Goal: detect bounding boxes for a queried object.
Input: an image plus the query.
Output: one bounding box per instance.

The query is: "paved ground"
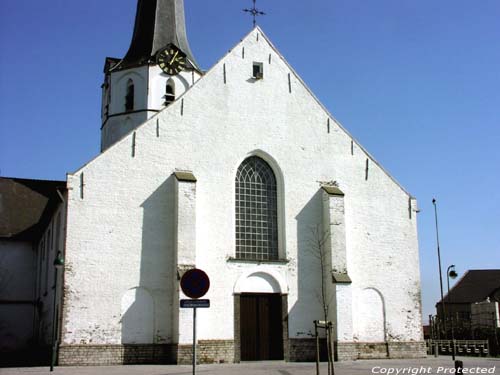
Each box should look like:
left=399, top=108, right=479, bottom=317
left=1, top=357, right=498, bottom=375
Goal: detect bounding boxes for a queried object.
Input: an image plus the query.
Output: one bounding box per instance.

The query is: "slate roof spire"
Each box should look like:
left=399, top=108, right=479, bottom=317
left=118, top=0, right=200, bottom=71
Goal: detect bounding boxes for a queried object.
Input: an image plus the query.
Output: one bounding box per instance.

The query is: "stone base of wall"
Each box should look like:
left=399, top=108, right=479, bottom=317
left=354, top=342, right=390, bottom=359
left=58, top=344, right=177, bottom=366
left=58, top=340, right=425, bottom=365
left=289, top=339, right=426, bottom=362
left=177, top=340, right=234, bottom=364
left=388, top=341, right=427, bottom=359
left=339, top=341, right=427, bottom=361
left=336, top=342, right=358, bottom=361
left=289, top=338, right=328, bottom=362
left=59, top=341, right=235, bottom=366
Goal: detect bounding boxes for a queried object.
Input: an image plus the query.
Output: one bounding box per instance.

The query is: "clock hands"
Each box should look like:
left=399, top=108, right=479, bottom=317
left=169, top=51, right=179, bottom=65
left=157, top=45, right=185, bottom=75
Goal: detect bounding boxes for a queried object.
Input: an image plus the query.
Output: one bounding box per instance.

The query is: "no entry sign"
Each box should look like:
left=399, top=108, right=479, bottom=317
left=179, top=269, right=210, bottom=375
left=180, top=268, right=210, bottom=299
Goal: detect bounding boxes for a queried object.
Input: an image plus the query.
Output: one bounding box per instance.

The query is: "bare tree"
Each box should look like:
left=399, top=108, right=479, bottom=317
left=306, top=225, right=333, bottom=323
left=306, top=225, right=335, bottom=375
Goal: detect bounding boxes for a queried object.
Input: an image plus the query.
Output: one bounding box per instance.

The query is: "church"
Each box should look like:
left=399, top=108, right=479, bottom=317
left=0, top=0, right=425, bottom=366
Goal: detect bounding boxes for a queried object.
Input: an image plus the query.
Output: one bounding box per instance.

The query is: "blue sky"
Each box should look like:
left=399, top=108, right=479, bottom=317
left=1, top=0, right=499, bottom=321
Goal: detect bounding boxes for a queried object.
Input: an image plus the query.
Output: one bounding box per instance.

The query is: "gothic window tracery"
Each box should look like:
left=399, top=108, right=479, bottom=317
left=235, top=156, right=278, bottom=260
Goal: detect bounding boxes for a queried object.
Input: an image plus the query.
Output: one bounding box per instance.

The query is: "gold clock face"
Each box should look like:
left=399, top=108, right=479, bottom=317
left=157, top=45, right=186, bottom=75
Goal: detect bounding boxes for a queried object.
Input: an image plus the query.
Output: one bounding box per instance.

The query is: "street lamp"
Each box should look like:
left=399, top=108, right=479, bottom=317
left=50, top=251, right=64, bottom=372
left=446, top=265, right=458, bottom=360
left=432, top=199, right=446, bottom=338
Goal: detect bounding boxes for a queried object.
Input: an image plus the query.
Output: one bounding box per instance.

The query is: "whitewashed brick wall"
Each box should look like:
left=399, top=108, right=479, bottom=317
left=63, top=28, right=422, bottom=347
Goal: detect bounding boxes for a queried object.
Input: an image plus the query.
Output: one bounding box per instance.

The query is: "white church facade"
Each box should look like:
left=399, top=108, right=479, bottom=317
left=0, top=0, right=425, bottom=366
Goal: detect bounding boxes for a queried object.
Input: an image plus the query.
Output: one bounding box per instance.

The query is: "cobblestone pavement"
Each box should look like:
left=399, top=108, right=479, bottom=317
left=1, top=357, right=498, bottom=375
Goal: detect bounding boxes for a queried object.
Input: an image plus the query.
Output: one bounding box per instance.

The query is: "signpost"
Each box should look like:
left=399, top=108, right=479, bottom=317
left=180, top=269, right=210, bottom=375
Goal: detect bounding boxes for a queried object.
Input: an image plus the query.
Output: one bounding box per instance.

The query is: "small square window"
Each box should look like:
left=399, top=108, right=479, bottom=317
left=253, top=62, right=264, bottom=79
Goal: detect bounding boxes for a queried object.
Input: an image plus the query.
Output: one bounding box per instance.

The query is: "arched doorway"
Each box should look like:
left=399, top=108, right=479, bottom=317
left=234, top=271, right=287, bottom=361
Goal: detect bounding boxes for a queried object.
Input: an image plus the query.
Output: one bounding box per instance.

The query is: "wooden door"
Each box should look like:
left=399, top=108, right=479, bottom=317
left=240, top=293, right=283, bottom=360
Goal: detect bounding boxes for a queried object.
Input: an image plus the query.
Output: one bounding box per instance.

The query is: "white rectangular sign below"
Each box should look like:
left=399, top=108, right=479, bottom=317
left=180, top=299, right=210, bottom=308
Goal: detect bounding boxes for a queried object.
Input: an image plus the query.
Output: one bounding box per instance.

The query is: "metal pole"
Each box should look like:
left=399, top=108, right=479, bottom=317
left=50, top=267, right=58, bottom=372
left=326, top=325, right=331, bottom=375
left=193, top=307, right=197, bottom=375
left=447, top=266, right=456, bottom=360
left=314, top=321, right=319, bottom=375
left=329, top=323, right=335, bottom=375
left=493, top=311, right=499, bottom=352
left=429, top=314, right=435, bottom=341
left=432, top=199, right=447, bottom=336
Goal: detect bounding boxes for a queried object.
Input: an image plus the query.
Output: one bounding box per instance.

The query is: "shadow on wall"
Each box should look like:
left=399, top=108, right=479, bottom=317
left=120, top=287, right=154, bottom=344
left=291, top=188, right=390, bottom=361
left=289, top=189, right=329, bottom=361
left=120, top=176, right=176, bottom=364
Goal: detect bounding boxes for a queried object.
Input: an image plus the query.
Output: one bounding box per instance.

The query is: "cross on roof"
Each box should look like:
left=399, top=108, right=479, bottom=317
left=243, top=0, right=266, bottom=27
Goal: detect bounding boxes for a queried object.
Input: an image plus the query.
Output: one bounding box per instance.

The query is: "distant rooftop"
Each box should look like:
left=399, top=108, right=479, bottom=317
left=0, top=177, right=66, bottom=241
left=438, top=269, right=500, bottom=305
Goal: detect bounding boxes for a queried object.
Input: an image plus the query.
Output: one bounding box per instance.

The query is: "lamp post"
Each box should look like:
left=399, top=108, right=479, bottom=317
left=50, top=251, right=64, bottom=372
left=446, top=265, right=458, bottom=360
left=432, top=199, right=447, bottom=338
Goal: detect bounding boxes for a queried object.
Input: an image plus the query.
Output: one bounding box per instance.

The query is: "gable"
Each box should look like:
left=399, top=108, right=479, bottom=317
left=70, top=27, right=413, bottom=200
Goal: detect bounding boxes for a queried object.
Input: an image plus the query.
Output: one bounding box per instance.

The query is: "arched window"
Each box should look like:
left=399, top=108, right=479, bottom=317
left=235, top=156, right=278, bottom=260
left=125, top=79, right=134, bottom=111
left=164, top=79, right=175, bottom=106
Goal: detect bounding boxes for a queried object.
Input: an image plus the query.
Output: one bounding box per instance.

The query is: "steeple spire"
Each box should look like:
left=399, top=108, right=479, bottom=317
left=119, top=0, right=200, bottom=71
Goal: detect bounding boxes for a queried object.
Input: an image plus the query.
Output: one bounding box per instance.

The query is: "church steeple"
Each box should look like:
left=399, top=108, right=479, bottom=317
left=118, top=0, right=200, bottom=71
left=100, top=0, right=203, bottom=152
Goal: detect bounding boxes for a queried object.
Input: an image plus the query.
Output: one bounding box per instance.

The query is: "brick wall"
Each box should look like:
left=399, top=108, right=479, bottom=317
left=289, top=338, right=327, bottom=362
left=58, top=340, right=425, bottom=365
left=58, top=344, right=176, bottom=366
left=177, top=340, right=234, bottom=364
left=289, top=339, right=426, bottom=362
left=355, top=343, right=389, bottom=359
left=388, top=341, right=427, bottom=358
left=59, top=341, right=235, bottom=366
left=336, top=342, right=358, bottom=361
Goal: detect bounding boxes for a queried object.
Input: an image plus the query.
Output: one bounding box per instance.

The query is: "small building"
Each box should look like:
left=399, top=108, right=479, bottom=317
left=436, top=269, right=500, bottom=339
left=471, top=299, right=500, bottom=331
left=0, top=177, right=66, bottom=365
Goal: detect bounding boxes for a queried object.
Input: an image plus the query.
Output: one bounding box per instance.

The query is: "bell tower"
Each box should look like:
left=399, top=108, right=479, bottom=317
left=100, top=0, right=202, bottom=152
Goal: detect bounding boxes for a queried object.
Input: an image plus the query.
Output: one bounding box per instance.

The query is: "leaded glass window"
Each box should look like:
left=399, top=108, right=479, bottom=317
left=236, top=156, right=278, bottom=260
